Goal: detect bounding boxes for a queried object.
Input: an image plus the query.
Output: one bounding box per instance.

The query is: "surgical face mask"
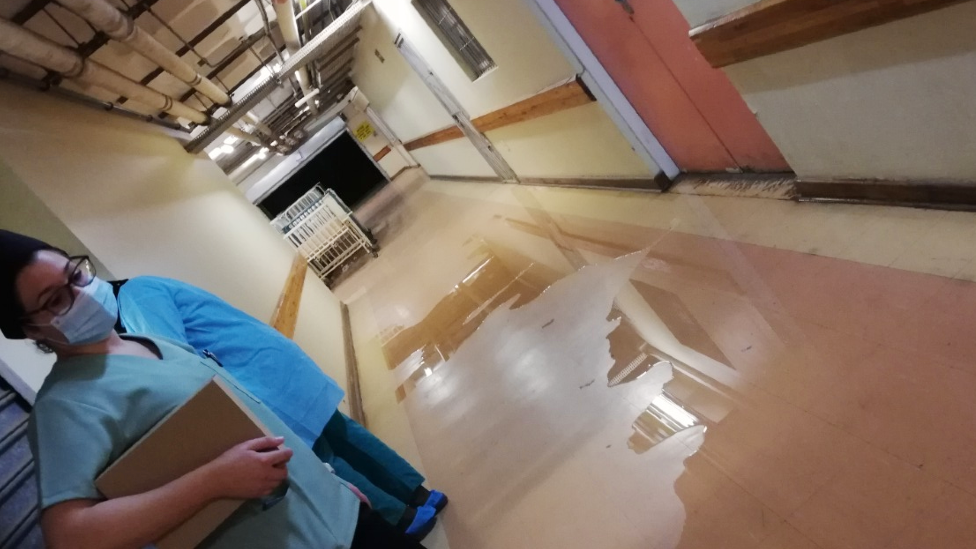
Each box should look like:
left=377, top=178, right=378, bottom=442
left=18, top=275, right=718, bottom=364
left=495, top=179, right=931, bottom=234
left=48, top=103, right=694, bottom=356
left=49, top=277, right=119, bottom=346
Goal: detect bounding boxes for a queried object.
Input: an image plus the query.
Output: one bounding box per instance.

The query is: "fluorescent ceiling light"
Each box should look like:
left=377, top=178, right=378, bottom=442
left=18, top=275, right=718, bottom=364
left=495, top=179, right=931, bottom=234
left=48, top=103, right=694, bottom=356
left=223, top=136, right=239, bottom=145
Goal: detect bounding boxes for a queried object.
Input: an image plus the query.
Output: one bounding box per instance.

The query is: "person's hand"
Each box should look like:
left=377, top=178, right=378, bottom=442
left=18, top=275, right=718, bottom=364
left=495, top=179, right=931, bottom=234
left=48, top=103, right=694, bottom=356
left=202, top=436, right=293, bottom=500
left=346, top=482, right=371, bottom=507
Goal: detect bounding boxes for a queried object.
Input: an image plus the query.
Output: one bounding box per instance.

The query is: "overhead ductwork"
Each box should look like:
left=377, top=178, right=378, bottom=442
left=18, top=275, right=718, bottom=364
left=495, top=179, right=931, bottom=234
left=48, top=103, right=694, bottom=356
left=184, top=0, right=369, bottom=153
left=0, top=18, right=209, bottom=124
left=55, top=0, right=231, bottom=106
left=273, top=0, right=318, bottom=114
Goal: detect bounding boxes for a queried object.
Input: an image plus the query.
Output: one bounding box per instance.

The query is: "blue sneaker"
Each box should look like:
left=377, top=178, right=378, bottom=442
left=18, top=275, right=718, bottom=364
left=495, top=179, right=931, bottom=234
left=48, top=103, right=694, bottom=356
left=405, top=505, right=438, bottom=540
left=424, top=490, right=450, bottom=515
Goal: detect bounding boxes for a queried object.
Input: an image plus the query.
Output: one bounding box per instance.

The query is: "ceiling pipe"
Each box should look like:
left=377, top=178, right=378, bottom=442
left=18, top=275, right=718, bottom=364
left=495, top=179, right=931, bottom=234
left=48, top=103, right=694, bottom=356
left=0, top=53, right=46, bottom=80
left=0, top=67, right=191, bottom=136
left=273, top=0, right=319, bottom=115
left=244, top=111, right=275, bottom=136
left=293, top=88, right=320, bottom=108
left=0, top=18, right=208, bottom=124
left=226, top=125, right=264, bottom=146
left=184, top=0, right=368, bottom=153
left=56, top=0, right=231, bottom=106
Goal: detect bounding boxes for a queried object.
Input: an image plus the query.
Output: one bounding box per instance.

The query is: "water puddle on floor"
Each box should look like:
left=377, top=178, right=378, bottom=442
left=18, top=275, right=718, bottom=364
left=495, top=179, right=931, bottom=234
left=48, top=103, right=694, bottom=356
left=380, top=235, right=740, bottom=456
left=380, top=249, right=561, bottom=401
left=365, top=188, right=777, bottom=546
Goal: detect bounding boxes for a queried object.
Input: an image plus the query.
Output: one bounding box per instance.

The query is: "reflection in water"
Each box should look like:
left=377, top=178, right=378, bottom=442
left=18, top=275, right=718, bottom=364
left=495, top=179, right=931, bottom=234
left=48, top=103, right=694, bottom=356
left=371, top=209, right=747, bottom=546
left=629, top=280, right=732, bottom=368
left=629, top=392, right=702, bottom=454
left=606, top=306, right=669, bottom=387
left=380, top=250, right=560, bottom=401
left=628, top=361, right=738, bottom=454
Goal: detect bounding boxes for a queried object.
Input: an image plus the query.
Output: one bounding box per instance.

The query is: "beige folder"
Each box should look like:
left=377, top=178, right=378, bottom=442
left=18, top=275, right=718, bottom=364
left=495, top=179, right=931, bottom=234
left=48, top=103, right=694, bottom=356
left=95, top=376, right=273, bottom=549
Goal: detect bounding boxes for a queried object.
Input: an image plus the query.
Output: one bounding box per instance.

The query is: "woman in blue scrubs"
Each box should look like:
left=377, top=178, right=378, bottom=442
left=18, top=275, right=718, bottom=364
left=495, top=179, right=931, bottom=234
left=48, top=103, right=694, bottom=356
left=0, top=230, right=426, bottom=549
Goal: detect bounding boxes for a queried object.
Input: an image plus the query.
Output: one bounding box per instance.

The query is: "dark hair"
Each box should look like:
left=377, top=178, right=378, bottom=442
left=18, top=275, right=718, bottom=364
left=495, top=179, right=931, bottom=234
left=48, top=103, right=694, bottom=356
left=10, top=248, right=70, bottom=345
left=0, top=230, right=71, bottom=340
left=12, top=248, right=69, bottom=309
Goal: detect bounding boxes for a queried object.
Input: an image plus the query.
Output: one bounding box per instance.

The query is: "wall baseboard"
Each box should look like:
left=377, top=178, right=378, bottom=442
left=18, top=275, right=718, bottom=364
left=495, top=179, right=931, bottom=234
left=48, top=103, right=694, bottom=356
left=796, top=178, right=976, bottom=211
left=429, top=174, right=669, bottom=191
left=671, top=172, right=797, bottom=200
left=521, top=176, right=669, bottom=191
left=428, top=173, right=976, bottom=212
left=340, top=303, right=367, bottom=428
left=429, top=175, right=504, bottom=184
left=404, top=78, right=594, bottom=151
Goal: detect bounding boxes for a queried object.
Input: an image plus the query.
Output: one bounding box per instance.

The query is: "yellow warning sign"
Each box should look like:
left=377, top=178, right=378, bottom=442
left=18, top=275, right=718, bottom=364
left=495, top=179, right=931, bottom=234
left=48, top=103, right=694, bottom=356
left=354, top=121, right=374, bottom=141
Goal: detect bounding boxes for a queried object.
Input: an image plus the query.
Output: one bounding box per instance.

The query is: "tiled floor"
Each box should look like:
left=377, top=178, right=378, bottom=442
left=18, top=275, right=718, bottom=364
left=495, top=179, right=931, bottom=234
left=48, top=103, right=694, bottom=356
left=336, top=170, right=976, bottom=549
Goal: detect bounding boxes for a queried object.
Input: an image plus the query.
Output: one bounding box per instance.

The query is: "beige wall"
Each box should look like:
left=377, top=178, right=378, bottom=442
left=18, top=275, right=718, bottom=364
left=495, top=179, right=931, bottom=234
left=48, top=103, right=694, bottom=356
left=673, top=0, right=976, bottom=181
left=412, top=140, right=496, bottom=178
left=0, top=82, right=349, bottom=396
left=353, top=2, right=654, bottom=180
left=486, top=102, right=653, bottom=179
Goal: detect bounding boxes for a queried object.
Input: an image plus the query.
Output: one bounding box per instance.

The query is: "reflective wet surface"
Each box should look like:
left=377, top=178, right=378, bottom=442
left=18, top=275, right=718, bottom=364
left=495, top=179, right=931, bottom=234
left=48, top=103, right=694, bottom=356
left=338, top=170, right=976, bottom=549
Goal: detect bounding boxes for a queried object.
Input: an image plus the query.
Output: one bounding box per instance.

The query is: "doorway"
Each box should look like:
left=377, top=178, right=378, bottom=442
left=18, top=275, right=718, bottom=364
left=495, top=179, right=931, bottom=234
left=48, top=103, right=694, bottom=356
left=257, top=131, right=388, bottom=218
left=552, top=0, right=789, bottom=173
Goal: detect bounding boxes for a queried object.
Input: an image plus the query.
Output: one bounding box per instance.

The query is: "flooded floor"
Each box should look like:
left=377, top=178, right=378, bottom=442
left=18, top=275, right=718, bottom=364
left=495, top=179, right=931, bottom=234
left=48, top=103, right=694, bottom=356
left=336, top=169, right=976, bottom=549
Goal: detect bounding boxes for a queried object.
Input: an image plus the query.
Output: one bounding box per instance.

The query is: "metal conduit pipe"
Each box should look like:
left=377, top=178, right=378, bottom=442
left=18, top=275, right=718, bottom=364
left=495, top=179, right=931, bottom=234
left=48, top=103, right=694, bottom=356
left=0, top=18, right=209, bottom=124
left=56, top=0, right=231, bottom=106
left=273, top=0, right=318, bottom=114
left=253, top=0, right=287, bottom=68
left=184, top=0, right=368, bottom=153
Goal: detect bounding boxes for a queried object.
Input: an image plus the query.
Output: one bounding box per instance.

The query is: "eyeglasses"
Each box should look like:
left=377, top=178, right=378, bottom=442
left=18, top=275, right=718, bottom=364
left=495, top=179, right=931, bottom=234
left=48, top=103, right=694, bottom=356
left=22, top=256, right=96, bottom=321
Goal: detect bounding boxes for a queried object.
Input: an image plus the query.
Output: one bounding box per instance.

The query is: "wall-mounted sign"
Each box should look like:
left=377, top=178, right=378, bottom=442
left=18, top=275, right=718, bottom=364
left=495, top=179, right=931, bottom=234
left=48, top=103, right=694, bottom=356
left=354, top=121, right=374, bottom=141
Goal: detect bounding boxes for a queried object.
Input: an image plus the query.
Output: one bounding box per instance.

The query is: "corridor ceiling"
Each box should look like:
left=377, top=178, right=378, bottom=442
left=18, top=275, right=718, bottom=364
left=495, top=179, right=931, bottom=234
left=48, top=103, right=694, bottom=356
left=0, top=0, right=362, bottom=171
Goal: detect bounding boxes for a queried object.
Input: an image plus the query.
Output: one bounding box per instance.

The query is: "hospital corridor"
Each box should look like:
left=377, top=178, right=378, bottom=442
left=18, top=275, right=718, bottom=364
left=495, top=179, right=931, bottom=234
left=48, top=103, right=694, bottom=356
left=2, top=0, right=976, bottom=547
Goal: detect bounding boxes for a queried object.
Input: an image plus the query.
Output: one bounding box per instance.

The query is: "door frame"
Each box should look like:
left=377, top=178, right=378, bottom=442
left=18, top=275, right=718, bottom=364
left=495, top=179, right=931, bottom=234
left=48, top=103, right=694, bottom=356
left=394, top=33, right=520, bottom=183
left=523, top=0, right=680, bottom=180
left=344, top=124, right=393, bottom=181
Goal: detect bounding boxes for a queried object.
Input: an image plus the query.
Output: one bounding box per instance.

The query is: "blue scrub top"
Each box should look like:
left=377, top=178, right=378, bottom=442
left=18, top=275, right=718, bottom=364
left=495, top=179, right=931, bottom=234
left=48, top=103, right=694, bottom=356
left=116, top=276, right=345, bottom=447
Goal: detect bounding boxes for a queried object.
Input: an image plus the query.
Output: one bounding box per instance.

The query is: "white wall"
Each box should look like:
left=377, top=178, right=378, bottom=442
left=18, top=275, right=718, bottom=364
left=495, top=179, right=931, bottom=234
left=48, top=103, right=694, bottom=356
left=0, top=82, right=349, bottom=395
left=673, top=0, right=976, bottom=181
left=353, top=2, right=654, bottom=181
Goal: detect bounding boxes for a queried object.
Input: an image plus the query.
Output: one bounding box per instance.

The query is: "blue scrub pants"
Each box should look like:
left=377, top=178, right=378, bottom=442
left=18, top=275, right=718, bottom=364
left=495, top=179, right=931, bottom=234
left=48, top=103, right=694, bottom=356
left=313, top=412, right=426, bottom=525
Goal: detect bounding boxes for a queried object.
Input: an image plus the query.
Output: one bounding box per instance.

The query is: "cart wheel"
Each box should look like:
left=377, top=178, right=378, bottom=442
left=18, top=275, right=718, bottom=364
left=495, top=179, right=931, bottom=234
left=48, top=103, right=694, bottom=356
left=371, top=250, right=379, bottom=258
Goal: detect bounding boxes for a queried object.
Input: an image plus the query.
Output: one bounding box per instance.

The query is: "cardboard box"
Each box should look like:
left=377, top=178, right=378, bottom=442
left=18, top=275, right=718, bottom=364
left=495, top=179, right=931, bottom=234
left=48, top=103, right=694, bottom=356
left=96, top=376, right=272, bottom=549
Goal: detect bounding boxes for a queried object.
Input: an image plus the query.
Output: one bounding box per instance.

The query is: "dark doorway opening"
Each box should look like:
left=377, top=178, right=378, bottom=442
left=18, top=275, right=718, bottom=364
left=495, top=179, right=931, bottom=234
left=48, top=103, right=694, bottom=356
left=258, top=131, right=387, bottom=219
